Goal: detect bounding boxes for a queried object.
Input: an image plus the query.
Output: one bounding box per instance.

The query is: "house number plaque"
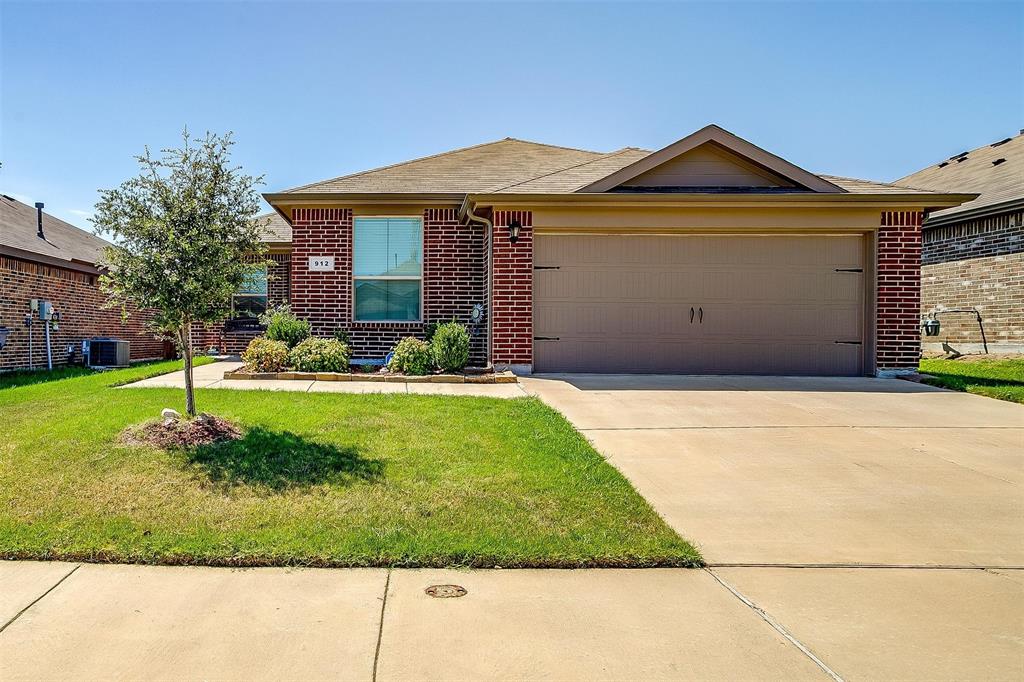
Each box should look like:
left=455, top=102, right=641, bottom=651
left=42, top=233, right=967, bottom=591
left=308, top=256, right=335, bottom=271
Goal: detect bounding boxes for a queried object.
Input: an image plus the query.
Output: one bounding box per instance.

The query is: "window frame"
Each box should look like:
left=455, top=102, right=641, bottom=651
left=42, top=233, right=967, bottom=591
left=352, top=215, right=424, bottom=323
left=231, top=264, right=269, bottom=320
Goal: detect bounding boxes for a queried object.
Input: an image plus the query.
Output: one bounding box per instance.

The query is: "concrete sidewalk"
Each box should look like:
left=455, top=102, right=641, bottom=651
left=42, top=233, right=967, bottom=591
left=2, top=561, right=1020, bottom=680
left=123, top=360, right=528, bottom=399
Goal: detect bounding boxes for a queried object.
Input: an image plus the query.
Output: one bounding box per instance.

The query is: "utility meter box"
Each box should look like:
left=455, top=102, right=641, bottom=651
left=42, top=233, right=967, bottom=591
left=38, top=301, right=53, bottom=320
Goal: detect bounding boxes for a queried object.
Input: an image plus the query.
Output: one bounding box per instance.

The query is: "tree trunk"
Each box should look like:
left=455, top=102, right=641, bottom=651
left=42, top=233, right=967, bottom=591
left=181, top=321, right=196, bottom=417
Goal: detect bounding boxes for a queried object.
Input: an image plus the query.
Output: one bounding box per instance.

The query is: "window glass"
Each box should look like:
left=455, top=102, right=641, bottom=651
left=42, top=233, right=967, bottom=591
left=232, top=266, right=268, bottom=318
left=354, top=280, right=420, bottom=321
left=354, top=218, right=422, bottom=277
left=354, top=217, right=422, bottom=321
left=232, top=295, right=268, bottom=319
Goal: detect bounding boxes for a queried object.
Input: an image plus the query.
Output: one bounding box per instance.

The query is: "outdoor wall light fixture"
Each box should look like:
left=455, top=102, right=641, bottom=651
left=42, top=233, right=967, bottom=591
left=508, top=218, right=521, bottom=244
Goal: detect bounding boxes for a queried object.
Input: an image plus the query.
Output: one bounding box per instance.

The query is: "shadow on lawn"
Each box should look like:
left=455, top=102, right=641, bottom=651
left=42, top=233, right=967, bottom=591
left=186, top=427, right=384, bottom=491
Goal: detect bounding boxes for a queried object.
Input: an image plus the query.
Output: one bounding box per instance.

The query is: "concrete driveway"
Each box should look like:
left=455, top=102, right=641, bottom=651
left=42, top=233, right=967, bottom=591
left=522, top=374, right=1024, bottom=567
left=521, top=374, right=1024, bottom=679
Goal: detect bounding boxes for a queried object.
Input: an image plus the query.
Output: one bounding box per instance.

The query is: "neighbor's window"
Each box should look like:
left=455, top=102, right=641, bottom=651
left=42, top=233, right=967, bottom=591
left=353, top=217, right=422, bottom=321
left=232, top=266, right=268, bottom=319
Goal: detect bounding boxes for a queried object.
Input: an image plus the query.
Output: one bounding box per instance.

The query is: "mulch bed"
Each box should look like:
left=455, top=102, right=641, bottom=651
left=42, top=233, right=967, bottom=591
left=122, top=414, right=242, bottom=450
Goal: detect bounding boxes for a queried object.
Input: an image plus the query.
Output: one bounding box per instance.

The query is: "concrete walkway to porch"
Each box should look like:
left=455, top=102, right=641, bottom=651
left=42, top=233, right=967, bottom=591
left=121, top=358, right=528, bottom=399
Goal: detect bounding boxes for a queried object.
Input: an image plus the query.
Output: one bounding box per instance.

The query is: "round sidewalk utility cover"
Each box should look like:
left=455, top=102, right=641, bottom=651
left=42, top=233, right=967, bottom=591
left=425, top=584, right=467, bottom=598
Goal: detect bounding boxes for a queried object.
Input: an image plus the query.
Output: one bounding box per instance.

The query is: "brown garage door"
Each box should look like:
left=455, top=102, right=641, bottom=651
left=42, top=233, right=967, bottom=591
left=533, top=234, right=866, bottom=375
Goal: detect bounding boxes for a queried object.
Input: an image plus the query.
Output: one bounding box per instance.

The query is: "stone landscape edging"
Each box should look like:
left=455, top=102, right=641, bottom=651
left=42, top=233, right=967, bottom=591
left=223, top=370, right=518, bottom=384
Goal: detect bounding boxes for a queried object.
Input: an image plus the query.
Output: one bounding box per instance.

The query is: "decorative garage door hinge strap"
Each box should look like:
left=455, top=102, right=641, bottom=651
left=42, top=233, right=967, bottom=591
left=834, top=340, right=863, bottom=345
left=534, top=336, right=560, bottom=341
left=534, top=266, right=560, bottom=270
left=834, top=268, right=863, bottom=273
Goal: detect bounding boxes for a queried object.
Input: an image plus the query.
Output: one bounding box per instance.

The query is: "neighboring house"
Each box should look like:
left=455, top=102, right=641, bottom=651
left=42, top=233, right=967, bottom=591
left=896, top=131, right=1023, bottom=354
left=207, top=125, right=971, bottom=375
left=0, top=195, right=165, bottom=371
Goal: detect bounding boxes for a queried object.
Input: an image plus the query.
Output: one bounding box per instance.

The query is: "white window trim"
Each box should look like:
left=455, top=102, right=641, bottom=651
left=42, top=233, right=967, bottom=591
left=352, top=215, right=424, bottom=323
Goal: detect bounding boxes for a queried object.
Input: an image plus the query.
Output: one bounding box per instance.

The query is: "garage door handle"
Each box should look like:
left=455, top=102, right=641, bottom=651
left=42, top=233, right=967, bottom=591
left=698, top=307, right=703, bottom=324
left=534, top=336, right=559, bottom=341
left=689, top=307, right=695, bottom=324
left=835, top=268, right=863, bottom=273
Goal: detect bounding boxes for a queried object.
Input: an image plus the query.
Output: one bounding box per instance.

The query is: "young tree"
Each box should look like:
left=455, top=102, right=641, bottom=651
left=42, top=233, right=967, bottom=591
left=94, top=130, right=267, bottom=416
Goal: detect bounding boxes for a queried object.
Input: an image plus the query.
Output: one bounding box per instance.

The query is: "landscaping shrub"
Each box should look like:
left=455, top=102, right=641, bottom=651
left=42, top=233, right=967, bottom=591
left=430, top=321, right=470, bottom=372
left=241, top=337, right=290, bottom=372
left=289, top=337, right=351, bottom=373
left=333, top=328, right=351, bottom=346
left=259, top=304, right=311, bottom=348
left=388, top=337, right=432, bottom=375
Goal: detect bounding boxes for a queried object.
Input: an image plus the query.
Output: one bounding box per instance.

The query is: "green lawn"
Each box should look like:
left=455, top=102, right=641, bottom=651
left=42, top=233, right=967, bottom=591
left=919, top=357, right=1024, bottom=404
left=0, top=360, right=697, bottom=568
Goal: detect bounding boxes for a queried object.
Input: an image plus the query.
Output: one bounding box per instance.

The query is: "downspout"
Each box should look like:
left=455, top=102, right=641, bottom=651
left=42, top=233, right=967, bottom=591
left=460, top=196, right=493, bottom=368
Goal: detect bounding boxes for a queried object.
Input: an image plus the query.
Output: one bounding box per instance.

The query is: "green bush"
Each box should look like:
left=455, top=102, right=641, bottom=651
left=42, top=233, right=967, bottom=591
left=241, top=337, right=290, bottom=372
left=259, top=304, right=311, bottom=348
left=333, top=328, right=351, bottom=346
left=388, top=337, right=432, bottom=375
left=289, top=337, right=351, bottom=373
left=430, top=321, right=470, bottom=372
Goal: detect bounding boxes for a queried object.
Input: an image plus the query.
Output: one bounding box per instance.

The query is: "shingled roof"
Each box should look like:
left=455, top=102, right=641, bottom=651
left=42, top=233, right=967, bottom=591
left=258, top=211, right=292, bottom=244
left=0, top=194, right=109, bottom=271
left=896, top=132, right=1023, bottom=223
left=286, top=138, right=610, bottom=194
left=279, top=136, right=938, bottom=197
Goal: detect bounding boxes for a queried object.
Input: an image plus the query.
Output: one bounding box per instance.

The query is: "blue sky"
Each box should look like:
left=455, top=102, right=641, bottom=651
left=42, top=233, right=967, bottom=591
left=2, top=1, right=1022, bottom=227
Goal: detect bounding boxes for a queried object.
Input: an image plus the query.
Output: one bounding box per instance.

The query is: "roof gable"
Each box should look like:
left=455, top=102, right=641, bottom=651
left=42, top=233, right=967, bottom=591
left=578, top=125, right=844, bottom=193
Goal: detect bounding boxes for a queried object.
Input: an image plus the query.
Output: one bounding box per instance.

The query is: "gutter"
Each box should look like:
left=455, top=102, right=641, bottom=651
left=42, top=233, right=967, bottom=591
left=923, top=197, right=1024, bottom=228
left=464, top=192, right=978, bottom=211
left=263, top=192, right=467, bottom=207
left=459, top=196, right=493, bottom=366
left=0, top=245, right=102, bottom=275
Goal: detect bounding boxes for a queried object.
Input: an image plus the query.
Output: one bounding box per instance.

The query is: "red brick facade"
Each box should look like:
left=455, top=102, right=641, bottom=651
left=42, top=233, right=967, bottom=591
left=289, top=207, right=488, bottom=363
left=491, top=210, right=533, bottom=367
left=196, top=206, right=926, bottom=376
left=0, top=255, right=165, bottom=371
left=876, top=210, right=924, bottom=371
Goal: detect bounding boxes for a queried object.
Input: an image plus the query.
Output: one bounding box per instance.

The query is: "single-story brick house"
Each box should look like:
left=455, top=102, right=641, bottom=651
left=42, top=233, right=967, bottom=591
left=896, top=131, right=1022, bottom=354
left=211, top=125, right=972, bottom=375
left=0, top=195, right=166, bottom=371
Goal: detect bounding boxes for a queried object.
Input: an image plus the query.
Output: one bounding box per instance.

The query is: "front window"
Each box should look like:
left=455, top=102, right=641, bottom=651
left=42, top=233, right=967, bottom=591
left=353, top=217, right=422, bottom=321
left=232, top=266, right=268, bottom=319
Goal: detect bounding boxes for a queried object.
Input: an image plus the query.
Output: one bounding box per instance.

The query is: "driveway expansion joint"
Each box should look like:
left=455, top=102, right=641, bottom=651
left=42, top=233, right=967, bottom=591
left=705, top=567, right=845, bottom=682
left=0, top=563, right=81, bottom=635
left=371, top=569, right=392, bottom=682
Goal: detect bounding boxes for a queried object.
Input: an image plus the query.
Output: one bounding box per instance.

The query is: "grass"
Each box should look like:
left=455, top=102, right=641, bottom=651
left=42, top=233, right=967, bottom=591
left=0, top=359, right=698, bottom=568
left=0, top=356, right=215, bottom=390
left=919, top=357, right=1024, bottom=404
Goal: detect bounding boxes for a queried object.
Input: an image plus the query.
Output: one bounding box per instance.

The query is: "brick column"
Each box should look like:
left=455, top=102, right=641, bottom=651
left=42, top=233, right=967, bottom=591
left=491, top=210, right=533, bottom=370
left=877, top=210, right=923, bottom=371
left=290, top=207, right=352, bottom=336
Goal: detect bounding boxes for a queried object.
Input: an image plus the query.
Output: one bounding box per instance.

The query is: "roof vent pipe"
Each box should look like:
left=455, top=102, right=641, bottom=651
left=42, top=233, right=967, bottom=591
left=35, top=202, right=45, bottom=239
